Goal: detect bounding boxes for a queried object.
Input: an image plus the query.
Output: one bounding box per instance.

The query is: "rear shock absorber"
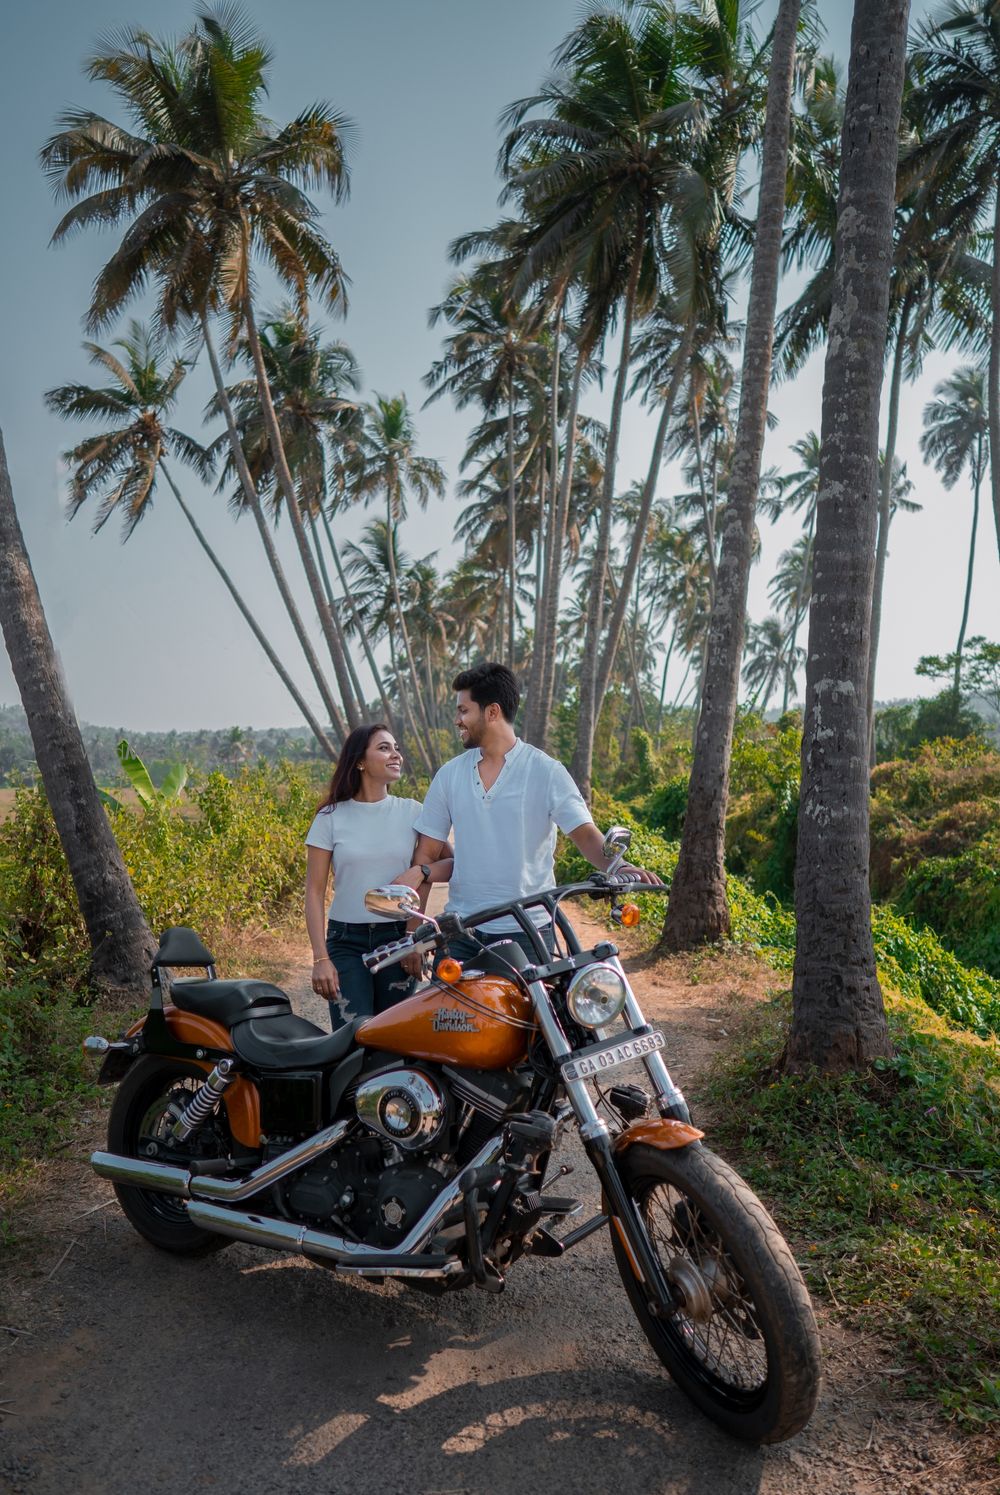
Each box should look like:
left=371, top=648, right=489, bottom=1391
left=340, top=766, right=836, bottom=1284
left=169, top=1058, right=235, bottom=1144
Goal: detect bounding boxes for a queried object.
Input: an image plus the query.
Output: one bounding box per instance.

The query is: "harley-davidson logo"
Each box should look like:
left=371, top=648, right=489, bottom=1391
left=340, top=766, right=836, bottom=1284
left=432, top=1007, right=480, bottom=1033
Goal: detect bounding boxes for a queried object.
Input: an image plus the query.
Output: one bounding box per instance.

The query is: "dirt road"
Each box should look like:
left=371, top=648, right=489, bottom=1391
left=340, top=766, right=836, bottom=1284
left=0, top=910, right=979, bottom=1494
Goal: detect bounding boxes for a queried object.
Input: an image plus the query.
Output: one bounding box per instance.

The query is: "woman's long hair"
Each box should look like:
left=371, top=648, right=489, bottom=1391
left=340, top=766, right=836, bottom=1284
left=317, top=723, right=392, bottom=811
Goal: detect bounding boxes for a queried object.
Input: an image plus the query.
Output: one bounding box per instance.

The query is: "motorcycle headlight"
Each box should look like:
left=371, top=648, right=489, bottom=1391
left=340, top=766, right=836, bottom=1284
left=566, top=963, right=627, bottom=1029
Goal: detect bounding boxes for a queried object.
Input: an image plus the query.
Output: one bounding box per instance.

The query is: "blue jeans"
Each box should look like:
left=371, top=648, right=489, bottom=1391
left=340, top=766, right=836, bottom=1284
left=325, top=919, right=415, bottom=1033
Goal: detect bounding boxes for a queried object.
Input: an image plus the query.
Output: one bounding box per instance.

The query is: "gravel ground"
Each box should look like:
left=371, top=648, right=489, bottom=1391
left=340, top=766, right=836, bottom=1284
left=0, top=904, right=990, bottom=1494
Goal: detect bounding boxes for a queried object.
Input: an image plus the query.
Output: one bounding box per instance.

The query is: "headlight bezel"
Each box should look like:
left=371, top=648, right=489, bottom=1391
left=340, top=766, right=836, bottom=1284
left=566, top=962, right=628, bottom=1029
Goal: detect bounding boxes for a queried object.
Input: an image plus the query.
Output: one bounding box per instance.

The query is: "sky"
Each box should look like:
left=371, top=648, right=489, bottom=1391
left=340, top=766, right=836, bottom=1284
left=0, top=0, right=980, bottom=734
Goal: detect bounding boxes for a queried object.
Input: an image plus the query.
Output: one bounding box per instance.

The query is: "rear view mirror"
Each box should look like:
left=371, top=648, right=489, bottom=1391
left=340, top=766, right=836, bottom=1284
left=602, top=825, right=632, bottom=875
left=364, top=885, right=421, bottom=920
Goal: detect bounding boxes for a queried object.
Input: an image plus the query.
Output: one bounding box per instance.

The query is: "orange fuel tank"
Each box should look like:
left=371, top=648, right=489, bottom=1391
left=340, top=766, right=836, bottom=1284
left=357, top=975, right=535, bottom=1069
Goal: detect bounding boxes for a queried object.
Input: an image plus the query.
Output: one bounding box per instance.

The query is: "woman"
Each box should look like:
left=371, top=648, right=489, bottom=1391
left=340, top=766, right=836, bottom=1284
left=305, top=724, right=450, bottom=1031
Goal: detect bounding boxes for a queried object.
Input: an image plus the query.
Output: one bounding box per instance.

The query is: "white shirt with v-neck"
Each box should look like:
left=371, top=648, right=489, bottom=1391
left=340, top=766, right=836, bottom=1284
left=414, top=737, right=591, bottom=933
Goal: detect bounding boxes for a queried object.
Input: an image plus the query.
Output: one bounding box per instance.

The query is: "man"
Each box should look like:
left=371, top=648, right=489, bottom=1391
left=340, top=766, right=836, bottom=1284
left=399, top=661, right=659, bottom=964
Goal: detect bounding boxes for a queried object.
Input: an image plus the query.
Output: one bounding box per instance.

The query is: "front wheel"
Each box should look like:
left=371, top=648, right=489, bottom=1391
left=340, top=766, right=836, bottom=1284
left=611, top=1143, right=820, bottom=1444
left=106, top=1056, right=232, bottom=1256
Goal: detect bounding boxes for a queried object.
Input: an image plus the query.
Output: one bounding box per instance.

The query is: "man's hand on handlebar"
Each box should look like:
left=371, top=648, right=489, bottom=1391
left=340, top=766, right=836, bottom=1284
left=617, top=863, right=663, bottom=886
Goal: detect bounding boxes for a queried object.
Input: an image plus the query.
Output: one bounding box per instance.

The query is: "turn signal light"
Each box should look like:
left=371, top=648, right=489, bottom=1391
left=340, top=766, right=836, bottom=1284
left=620, top=903, right=641, bottom=928
left=437, top=957, right=463, bottom=984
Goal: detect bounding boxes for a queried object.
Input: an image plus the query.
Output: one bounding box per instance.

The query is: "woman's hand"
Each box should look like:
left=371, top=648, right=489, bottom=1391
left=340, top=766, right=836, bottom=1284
left=311, top=956, right=340, bottom=1000
left=400, top=949, right=424, bottom=980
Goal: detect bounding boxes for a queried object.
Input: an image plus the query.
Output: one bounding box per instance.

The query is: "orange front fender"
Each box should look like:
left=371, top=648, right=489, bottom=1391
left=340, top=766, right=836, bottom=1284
left=612, top=1118, right=704, bottom=1153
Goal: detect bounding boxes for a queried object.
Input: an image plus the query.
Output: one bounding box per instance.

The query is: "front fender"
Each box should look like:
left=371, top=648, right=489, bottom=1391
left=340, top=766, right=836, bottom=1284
left=612, top=1118, right=704, bottom=1153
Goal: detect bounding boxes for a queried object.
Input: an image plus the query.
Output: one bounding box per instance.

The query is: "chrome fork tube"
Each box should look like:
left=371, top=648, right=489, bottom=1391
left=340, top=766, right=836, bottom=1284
left=527, top=980, right=608, bottom=1142
left=609, top=957, right=691, bottom=1122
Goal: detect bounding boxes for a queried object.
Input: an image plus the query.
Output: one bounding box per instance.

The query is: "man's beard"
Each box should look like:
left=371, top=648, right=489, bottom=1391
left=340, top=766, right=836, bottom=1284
left=460, top=723, right=484, bottom=750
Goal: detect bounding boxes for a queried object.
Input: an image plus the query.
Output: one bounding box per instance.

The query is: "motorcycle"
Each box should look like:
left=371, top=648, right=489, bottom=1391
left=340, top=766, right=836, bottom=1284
left=84, top=826, right=820, bottom=1445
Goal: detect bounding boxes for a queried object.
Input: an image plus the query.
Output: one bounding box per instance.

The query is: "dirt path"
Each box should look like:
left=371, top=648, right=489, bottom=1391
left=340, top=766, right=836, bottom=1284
left=0, top=907, right=984, bottom=1494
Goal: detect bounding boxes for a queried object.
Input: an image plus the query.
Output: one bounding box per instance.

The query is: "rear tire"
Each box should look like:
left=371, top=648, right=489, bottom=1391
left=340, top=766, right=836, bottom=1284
left=107, top=1056, right=232, bottom=1256
left=611, top=1142, right=820, bottom=1444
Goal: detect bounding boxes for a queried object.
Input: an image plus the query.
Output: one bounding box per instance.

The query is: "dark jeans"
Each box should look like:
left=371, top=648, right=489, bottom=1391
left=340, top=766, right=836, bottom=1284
left=325, top=919, right=414, bottom=1033
left=440, top=924, right=556, bottom=971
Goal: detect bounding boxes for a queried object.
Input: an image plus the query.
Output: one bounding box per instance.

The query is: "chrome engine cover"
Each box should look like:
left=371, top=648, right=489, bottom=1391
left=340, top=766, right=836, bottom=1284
left=355, top=1068, right=447, bottom=1152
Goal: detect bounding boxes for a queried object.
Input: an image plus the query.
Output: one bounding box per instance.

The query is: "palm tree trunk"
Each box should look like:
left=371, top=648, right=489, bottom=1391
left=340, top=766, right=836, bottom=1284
left=594, top=325, right=693, bottom=709
left=867, top=291, right=913, bottom=765
left=691, top=396, right=719, bottom=608
left=661, top=0, right=801, bottom=951
left=533, top=349, right=585, bottom=750
left=989, top=186, right=1000, bottom=569
left=201, top=318, right=346, bottom=743
left=786, top=0, right=907, bottom=1074
left=955, top=443, right=982, bottom=695
left=0, top=429, right=154, bottom=992
left=525, top=305, right=562, bottom=743
left=321, top=505, right=397, bottom=730
left=656, top=630, right=675, bottom=736
left=388, top=629, right=434, bottom=777
left=308, top=513, right=367, bottom=717
left=572, top=238, right=645, bottom=800
left=160, top=461, right=336, bottom=757
left=507, top=385, right=517, bottom=664
left=384, top=488, right=438, bottom=769
left=783, top=510, right=815, bottom=712
left=242, top=298, right=362, bottom=731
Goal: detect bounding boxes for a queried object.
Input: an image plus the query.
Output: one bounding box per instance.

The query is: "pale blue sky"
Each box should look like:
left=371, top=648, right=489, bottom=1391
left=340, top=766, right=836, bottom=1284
left=0, top=0, right=979, bottom=733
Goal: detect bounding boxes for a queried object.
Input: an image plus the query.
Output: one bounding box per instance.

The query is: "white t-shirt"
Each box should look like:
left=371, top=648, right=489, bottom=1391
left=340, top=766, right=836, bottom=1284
left=413, top=738, right=591, bottom=933
left=305, top=796, right=422, bottom=923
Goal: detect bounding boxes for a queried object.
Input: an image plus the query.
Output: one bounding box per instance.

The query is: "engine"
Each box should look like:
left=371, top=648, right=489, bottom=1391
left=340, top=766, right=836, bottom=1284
left=282, top=1063, right=532, bottom=1248
left=355, top=1068, right=448, bottom=1151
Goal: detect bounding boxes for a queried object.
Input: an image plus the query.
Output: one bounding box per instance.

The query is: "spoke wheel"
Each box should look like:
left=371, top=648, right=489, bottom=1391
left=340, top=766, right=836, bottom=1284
left=107, top=1056, right=234, bottom=1256
left=611, top=1142, right=820, bottom=1444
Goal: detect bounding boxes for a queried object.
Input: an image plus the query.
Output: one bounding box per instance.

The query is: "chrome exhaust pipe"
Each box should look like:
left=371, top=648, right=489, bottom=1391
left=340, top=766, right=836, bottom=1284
left=91, top=1153, right=191, bottom=1196
left=185, top=1200, right=464, bottom=1278
left=90, top=1119, right=352, bottom=1203
left=189, top=1120, right=350, bottom=1201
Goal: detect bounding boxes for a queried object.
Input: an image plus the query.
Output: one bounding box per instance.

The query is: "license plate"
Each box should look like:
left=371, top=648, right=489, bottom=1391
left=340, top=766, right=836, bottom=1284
left=561, top=1030, right=665, bottom=1082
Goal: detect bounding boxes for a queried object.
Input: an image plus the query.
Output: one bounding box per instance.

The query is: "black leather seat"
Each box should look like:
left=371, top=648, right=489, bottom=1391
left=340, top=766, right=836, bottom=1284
left=170, top=979, right=291, bottom=1027
left=230, top=1015, right=361, bottom=1070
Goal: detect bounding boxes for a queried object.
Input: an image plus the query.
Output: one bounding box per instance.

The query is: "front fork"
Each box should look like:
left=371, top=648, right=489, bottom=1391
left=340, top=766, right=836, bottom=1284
left=527, top=977, right=687, bottom=1314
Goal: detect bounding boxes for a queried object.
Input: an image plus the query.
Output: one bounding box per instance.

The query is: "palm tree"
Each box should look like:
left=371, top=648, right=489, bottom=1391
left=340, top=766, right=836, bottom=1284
left=45, top=324, right=337, bottom=757
left=0, top=430, right=154, bottom=991
left=344, top=520, right=436, bottom=774
left=501, top=1, right=694, bottom=799
left=920, top=364, right=989, bottom=693
left=910, top=3, right=1000, bottom=568
left=662, top=0, right=801, bottom=948
left=767, top=534, right=813, bottom=709
left=786, top=0, right=907, bottom=1075
left=425, top=269, right=545, bottom=661
left=742, top=616, right=791, bottom=713
left=348, top=396, right=446, bottom=761
left=40, top=6, right=355, bottom=734
left=207, top=311, right=366, bottom=728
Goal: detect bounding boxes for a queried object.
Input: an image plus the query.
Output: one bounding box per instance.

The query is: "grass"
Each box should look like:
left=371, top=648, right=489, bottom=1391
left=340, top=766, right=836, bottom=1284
left=704, top=985, right=1000, bottom=1427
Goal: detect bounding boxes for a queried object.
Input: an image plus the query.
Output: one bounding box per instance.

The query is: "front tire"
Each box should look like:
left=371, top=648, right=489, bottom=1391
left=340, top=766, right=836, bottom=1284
left=611, top=1143, right=820, bottom=1444
left=107, top=1056, right=232, bottom=1256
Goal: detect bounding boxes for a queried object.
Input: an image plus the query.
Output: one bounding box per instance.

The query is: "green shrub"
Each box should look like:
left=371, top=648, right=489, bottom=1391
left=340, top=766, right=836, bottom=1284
left=643, top=773, right=689, bottom=838
left=0, top=978, right=97, bottom=1161
left=705, top=988, right=1000, bottom=1424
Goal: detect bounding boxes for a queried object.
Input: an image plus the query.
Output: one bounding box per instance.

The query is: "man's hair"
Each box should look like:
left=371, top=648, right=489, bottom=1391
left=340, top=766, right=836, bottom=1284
left=452, top=661, right=520, bottom=723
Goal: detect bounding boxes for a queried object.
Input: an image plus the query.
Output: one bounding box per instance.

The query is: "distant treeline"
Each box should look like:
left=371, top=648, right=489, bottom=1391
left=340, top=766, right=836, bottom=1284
left=0, top=705, right=323, bottom=786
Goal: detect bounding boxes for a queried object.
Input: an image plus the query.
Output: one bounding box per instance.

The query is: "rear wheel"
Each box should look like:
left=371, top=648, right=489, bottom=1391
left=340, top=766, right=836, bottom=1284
left=107, top=1056, right=232, bottom=1256
left=611, top=1143, right=820, bottom=1444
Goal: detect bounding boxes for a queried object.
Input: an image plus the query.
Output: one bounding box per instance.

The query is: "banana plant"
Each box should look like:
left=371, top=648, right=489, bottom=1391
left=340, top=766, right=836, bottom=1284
left=99, top=740, right=188, bottom=813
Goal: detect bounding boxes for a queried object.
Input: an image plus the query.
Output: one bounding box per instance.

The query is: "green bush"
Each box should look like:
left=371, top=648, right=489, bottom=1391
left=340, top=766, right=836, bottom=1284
left=705, top=988, right=1000, bottom=1424
left=0, top=762, right=323, bottom=984
left=0, top=978, right=97, bottom=1162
